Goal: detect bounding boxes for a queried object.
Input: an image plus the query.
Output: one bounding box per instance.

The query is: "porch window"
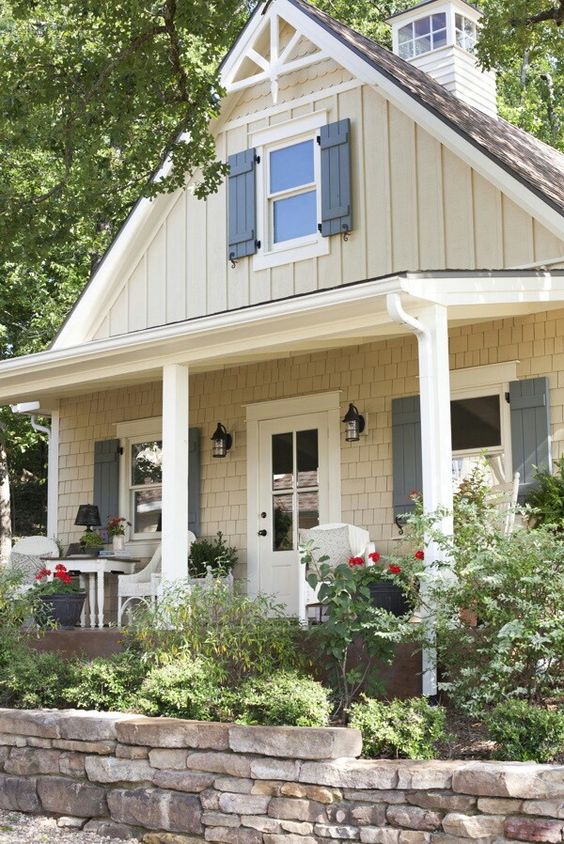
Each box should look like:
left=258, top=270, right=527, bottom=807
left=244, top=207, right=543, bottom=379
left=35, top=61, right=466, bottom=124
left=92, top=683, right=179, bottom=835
left=450, top=388, right=509, bottom=487
left=129, top=439, right=162, bottom=536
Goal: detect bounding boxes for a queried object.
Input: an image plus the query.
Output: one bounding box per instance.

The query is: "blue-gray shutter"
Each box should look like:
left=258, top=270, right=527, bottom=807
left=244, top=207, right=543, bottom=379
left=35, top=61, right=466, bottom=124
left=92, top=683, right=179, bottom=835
left=392, top=396, right=422, bottom=517
left=93, top=439, right=120, bottom=524
left=188, top=427, right=201, bottom=536
left=510, top=377, right=551, bottom=502
left=228, top=148, right=257, bottom=261
left=319, top=118, right=353, bottom=238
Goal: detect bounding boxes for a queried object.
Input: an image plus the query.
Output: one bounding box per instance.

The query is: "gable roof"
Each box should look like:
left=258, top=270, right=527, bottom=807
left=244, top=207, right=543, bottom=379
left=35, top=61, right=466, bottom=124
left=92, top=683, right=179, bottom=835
left=288, top=0, right=564, bottom=218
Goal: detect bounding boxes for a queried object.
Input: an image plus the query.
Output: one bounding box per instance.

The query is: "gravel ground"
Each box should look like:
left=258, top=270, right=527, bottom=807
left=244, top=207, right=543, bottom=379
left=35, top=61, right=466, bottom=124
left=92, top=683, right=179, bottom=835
left=0, top=812, right=141, bottom=844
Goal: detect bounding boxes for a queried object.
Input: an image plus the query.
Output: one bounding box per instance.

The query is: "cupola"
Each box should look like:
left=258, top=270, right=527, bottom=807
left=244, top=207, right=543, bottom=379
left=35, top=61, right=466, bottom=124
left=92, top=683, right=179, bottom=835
left=387, top=0, right=497, bottom=116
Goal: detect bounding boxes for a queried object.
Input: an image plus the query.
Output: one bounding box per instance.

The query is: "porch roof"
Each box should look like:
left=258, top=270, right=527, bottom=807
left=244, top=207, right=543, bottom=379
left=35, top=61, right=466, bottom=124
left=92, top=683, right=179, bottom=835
left=1, top=269, right=564, bottom=409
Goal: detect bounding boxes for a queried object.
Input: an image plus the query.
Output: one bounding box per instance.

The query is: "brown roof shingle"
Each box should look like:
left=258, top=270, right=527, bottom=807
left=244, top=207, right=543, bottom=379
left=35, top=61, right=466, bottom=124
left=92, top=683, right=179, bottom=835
left=289, top=0, right=564, bottom=217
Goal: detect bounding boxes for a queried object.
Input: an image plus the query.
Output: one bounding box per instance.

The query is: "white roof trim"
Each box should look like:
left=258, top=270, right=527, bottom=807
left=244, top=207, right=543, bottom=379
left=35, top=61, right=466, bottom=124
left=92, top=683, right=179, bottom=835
left=52, top=0, right=564, bottom=352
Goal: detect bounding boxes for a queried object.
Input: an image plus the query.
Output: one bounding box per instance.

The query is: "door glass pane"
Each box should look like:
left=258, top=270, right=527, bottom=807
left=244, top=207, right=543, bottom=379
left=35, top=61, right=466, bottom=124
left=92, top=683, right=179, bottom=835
left=131, top=441, right=162, bottom=485
left=273, top=190, right=317, bottom=243
left=134, top=489, right=162, bottom=534
left=451, top=395, right=501, bottom=451
left=298, top=491, right=319, bottom=530
left=272, top=432, right=293, bottom=490
left=270, top=140, right=314, bottom=193
left=297, top=429, right=319, bottom=488
left=273, top=494, right=293, bottom=551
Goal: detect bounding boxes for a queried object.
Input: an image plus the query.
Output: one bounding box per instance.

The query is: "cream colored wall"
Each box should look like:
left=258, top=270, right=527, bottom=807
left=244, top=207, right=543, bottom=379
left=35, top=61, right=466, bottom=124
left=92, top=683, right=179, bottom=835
left=60, top=308, right=564, bottom=582
left=90, top=59, right=564, bottom=342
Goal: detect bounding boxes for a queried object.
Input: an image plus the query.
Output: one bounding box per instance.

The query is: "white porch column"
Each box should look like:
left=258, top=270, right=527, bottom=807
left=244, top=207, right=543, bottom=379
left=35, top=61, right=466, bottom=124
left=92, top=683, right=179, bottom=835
left=387, top=296, right=453, bottom=697
left=161, top=364, right=189, bottom=582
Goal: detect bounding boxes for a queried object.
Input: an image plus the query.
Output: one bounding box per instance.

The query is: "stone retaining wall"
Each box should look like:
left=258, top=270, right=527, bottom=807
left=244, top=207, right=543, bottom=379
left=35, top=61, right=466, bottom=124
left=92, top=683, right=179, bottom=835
left=0, top=709, right=563, bottom=844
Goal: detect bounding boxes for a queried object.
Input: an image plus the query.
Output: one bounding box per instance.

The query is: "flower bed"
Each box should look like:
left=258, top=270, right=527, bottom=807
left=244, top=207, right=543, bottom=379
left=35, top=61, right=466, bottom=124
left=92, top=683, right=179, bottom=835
left=0, top=708, right=563, bottom=843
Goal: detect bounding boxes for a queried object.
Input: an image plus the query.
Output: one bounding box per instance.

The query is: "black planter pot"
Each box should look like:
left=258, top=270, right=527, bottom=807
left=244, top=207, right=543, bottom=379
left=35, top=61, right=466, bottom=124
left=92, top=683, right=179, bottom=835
left=36, top=592, right=87, bottom=629
left=368, top=581, right=410, bottom=617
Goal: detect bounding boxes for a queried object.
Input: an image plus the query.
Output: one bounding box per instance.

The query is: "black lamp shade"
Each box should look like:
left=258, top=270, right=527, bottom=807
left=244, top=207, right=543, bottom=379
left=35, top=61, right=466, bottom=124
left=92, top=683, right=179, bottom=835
left=75, top=504, right=102, bottom=528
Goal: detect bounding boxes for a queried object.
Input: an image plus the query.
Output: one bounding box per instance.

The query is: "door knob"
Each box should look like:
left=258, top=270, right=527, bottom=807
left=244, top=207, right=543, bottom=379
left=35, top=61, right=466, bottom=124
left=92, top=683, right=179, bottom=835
left=258, top=529, right=268, bottom=537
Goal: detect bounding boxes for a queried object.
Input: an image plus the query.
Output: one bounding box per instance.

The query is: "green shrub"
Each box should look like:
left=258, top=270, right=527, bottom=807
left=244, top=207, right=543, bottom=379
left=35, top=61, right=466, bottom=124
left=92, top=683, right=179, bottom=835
left=237, top=671, right=332, bottom=727
left=525, top=457, right=564, bottom=529
left=188, top=531, right=238, bottom=577
left=63, top=650, right=147, bottom=711
left=432, top=520, right=564, bottom=717
left=348, top=696, right=446, bottom=759
left=487, top=700, right=564, bottom=763
left=0, top=645, right=75, bottom=709
left=136, top=654, right=226, bottom=720
left=130, top=582, right=308, bottom=683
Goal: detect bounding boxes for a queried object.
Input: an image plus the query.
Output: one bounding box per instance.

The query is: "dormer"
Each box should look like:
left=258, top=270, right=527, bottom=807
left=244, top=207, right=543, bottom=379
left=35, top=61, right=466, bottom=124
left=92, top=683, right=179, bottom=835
left=387, top=0, right=497, bottom=117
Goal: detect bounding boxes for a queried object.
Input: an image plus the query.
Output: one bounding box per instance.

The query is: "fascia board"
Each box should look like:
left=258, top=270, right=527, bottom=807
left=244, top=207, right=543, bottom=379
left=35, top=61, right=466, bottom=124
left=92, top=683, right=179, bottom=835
left=279, top=0, right=564, bottom=241
left=399, top=273, right=564, bottom=305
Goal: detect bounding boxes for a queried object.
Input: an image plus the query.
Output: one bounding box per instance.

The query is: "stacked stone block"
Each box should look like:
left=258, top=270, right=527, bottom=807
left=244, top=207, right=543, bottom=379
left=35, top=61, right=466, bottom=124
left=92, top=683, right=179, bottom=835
left=0, top=709, right=562, bottom=843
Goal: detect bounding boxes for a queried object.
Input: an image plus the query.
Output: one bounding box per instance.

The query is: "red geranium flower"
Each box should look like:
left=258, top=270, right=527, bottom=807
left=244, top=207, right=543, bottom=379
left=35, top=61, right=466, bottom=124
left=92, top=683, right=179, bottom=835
left=369, top=551, right=381, bottom=563
left=388, top=564, right=401, bottom=574
left=54, top=563, right=67, bottom=572
left=415, top=550, right=424, bottom=560
left=35, top=567, right=51, bottom=580
left=348, top=556, right=365, bottom=567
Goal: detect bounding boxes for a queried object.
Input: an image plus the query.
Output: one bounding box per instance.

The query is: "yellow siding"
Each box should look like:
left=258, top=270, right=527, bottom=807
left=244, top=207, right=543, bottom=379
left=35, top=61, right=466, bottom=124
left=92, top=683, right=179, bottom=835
left=87, top=66, right=564, bottom=339
left=60, top=307, right=564, bottom=579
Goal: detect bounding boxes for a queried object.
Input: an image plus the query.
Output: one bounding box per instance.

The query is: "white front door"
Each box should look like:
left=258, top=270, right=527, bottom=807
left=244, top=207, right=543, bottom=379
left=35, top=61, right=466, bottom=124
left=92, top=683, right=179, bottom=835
left=257, top=412, right=332, bottom=616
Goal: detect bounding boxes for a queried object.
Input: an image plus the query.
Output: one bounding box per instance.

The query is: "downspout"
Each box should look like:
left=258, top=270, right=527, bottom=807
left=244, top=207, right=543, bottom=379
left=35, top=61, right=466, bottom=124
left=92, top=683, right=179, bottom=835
left=386, top=292, right=448, bottom=700
left=30, top=415, right=51, bottom=439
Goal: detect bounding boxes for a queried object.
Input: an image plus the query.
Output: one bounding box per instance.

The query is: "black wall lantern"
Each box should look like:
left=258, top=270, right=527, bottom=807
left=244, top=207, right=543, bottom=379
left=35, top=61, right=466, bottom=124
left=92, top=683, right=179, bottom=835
left=342, top=403, right=366, bottom=443
left=211, top=422, right=233, bottom=458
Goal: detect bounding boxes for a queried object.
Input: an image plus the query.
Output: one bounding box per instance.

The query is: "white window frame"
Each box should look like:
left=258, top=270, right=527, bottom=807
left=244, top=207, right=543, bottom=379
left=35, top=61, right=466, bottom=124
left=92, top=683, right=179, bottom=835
left=397, top=12, right=448, bottom=60
left=115, top=417, right=163, bottom=545
left=454, top=12, right=477, bottom=52
left=251, top=113, right=330, bottom=271
left=450, top=362, right=516, bottom=482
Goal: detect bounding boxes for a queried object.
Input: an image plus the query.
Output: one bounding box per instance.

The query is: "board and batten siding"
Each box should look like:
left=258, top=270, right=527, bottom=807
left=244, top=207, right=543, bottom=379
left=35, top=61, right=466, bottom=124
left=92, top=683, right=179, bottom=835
left=91, top=59, right=564, bottom=341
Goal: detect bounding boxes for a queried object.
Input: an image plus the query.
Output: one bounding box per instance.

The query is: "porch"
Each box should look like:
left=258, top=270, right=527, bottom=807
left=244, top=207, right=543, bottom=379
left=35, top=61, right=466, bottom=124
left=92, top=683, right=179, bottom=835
left=3, top=270, right=564, bottom=689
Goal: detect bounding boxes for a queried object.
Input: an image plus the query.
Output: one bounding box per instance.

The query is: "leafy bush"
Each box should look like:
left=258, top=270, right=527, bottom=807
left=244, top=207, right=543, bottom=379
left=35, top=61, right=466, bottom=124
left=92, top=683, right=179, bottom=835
left=348, top=696, right=446, bottom=759
left=0, top=645, right=74, bottom=709
left=487, top=700, right=564, bottom=763
left=130, top=582, right=308, bottom=683
left=237, top=671, right=332, bottom=727
left=63, top=650, right=147, bottom=711
left=301, top=542, right=420, bottom=716
left=188, top=531, right=237, bottom=577
left=136, top=654, right=226, bottom=721
left=526, top=457, right=564, bottom=529
left=431, top=520, right=564, bottom=716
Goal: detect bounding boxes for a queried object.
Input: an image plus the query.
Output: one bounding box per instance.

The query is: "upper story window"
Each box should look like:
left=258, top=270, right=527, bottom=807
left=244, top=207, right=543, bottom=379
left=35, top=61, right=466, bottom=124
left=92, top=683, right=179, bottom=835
left=268, top=137, right=319, bottom=249
left=455, top=13, right=477, bottom=51
left=398, top=13, right=447, bottom=59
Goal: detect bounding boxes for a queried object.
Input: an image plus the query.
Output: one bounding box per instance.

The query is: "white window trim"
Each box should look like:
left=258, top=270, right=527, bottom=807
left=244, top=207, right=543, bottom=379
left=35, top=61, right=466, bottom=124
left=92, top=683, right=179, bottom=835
left=115, top=417, right=163, bottom=546
left=449, top=362, right=516, bottom=480
left=251, top=112, right=330, bottom=271
left=397, top=13, right=448, bottom=60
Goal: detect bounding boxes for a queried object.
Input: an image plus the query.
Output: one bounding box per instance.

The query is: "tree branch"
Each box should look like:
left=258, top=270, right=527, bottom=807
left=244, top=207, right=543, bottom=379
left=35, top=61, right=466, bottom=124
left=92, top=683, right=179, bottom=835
left=511, top=0, right=564, bottom=26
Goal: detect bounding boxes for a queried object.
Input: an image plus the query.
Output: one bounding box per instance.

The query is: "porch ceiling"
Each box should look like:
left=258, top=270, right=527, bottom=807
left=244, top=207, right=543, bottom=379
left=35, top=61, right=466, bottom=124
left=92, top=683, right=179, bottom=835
left=1, top=269, right=563, bottom=409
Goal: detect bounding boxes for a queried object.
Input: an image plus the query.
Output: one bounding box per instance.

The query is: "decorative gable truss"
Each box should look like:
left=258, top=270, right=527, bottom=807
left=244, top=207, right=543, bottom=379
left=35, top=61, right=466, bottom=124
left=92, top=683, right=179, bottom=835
left=222, top=9, right=327, bottom=104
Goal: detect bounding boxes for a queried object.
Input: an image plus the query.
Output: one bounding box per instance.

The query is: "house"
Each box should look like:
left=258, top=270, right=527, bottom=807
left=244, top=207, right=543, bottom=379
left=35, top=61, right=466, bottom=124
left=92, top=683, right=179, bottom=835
left=2, top=0, right=564, bottom=683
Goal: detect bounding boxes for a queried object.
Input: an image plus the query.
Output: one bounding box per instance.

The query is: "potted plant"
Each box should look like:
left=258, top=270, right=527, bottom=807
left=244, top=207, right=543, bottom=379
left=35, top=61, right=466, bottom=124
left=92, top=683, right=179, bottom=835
left=188, top=531, right=238, bottom=578
left=33, top=564, right=86, bottom=629
left=106, top=516, right=131, bottom=553
left=79, top=530, right=104, bottom=555
left=362, top=551, right=420, bottom=617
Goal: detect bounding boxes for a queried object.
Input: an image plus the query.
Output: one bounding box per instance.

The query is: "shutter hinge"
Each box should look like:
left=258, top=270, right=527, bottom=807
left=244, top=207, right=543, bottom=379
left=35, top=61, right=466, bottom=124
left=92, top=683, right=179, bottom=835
left=317, top=223, right=322, bottom=233
left=505, top=392, right=510, bottom=404
left=118, top=446, right=124, bottom=456
left=255, top=154, right=261, bottom=164
left=316, top=135, right=321, bottom=145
